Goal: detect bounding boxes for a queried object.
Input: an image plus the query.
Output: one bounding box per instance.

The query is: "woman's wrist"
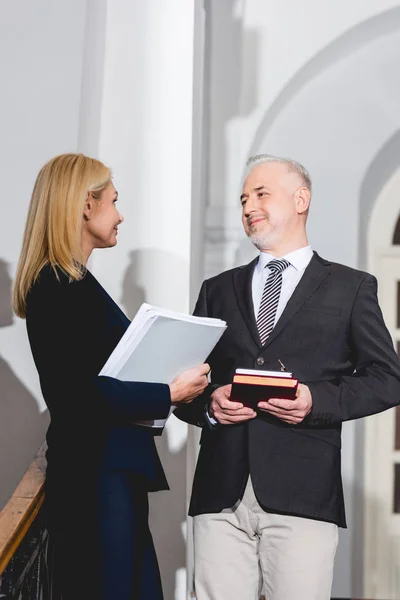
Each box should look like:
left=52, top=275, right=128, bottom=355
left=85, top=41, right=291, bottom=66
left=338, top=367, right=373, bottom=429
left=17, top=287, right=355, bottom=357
left=169, top=382, right=181, bottom=405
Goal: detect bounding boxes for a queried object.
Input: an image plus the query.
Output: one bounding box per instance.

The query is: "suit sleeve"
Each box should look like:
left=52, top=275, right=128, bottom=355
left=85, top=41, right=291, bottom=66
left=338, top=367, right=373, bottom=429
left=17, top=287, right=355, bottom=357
left=174, top=280, right=219, bottom=427
left=306, top=274, right=400, bottom=426
left=28, top=273, right=171, bottom=424
left=56, top=376, right=171, bottom=423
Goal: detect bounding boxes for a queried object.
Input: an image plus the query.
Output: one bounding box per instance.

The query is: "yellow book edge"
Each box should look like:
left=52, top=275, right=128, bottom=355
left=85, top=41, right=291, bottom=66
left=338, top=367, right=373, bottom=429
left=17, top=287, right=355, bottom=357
left=233, top=375, right=297, bottom=387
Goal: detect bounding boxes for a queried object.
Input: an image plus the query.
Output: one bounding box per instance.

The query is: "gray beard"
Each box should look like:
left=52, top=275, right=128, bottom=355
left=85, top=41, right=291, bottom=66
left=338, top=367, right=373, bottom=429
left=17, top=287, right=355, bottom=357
left=247, top=229, right=273, bottom=251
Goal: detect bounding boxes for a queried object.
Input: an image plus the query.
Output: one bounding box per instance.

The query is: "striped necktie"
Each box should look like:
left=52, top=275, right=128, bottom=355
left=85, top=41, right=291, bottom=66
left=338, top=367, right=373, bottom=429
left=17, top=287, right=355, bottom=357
left=256, top=258, right=290, bottom=345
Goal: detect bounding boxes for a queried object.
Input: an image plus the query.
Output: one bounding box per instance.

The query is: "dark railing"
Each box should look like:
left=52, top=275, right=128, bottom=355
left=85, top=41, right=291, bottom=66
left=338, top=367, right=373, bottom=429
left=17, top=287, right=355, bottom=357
left=0, top=444, right=57, bottom=599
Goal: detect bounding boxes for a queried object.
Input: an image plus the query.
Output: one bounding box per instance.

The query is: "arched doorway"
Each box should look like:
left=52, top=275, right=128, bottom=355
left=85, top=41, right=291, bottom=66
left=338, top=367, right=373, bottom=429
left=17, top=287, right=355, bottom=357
left=365, top=167, right=400, bottom=598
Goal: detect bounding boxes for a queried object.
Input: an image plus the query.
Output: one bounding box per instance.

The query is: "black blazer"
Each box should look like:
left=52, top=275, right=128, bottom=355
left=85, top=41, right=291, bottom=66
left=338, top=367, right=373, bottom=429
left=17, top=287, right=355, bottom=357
left=26, top=265, right=171, bottom=491
left=175, top=252, right=400, bottom=527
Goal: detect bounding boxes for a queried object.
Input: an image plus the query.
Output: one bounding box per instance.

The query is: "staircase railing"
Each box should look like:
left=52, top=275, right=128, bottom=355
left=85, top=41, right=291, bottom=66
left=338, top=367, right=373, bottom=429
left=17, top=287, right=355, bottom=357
left=0, top=444, right=55, bottom=599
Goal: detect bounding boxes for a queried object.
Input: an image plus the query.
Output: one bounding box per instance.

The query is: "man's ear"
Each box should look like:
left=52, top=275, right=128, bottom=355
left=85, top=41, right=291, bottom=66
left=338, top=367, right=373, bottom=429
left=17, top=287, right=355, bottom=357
left=83, top=192, right=93, bottom=221
left=295, top=187, right=311, bottom=215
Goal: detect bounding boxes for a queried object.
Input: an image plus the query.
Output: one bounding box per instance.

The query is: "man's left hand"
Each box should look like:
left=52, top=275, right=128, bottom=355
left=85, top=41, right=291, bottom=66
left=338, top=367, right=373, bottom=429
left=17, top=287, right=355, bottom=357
left=257, top=383, right=312, bottom=424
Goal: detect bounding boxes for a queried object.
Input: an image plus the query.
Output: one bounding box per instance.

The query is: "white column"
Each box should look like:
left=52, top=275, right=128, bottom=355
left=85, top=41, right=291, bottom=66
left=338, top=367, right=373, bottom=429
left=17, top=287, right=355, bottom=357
left=202, top=0, right=258, bottom=279
left=78, top=2, right=205, bottom=599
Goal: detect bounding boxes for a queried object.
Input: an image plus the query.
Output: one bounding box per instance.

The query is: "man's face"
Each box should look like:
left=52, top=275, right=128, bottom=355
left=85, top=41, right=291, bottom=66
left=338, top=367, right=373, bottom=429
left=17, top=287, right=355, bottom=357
left=241, top=162, right=304, bottom=252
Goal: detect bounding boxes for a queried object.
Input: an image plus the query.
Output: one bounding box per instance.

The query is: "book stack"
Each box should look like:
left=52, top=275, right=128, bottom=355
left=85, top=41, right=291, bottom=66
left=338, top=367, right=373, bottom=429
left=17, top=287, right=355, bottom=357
left=231, top=368, right=298, bottom=409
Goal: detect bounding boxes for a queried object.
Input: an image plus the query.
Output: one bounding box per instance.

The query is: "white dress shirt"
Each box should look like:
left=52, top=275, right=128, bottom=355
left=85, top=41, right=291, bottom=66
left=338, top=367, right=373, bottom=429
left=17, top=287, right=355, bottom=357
left=252, top=246, right=313, bottom=322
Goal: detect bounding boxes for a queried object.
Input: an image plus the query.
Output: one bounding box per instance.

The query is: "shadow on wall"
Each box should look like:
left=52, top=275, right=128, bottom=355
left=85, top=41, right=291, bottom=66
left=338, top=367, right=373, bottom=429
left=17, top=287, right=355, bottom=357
left=121, top=251, right=147, bottom=317
left=121, top=249, right=190, bottom=314
left=0, top=259, right=49, bottom=510
left=120, top=249, right=190, bottom=599
left=205, top=0, right=259, bottom=206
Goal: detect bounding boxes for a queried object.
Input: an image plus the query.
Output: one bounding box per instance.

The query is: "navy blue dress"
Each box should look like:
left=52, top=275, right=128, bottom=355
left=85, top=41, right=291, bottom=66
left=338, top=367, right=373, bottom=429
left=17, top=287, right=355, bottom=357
left=26, top=265, right=171, bottom=600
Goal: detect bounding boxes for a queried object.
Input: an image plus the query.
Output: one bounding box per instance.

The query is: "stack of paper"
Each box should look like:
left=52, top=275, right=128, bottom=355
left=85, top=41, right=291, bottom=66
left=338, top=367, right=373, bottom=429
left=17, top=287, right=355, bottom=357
left=99, top=303, right=227, bottom=428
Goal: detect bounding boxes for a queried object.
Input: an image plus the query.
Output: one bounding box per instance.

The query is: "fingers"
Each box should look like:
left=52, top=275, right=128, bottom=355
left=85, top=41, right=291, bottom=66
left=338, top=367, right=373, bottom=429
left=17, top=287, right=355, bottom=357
left=218, top=396, right=243, bottom=409
left=190, top=374, right=210, bottom=399
left=258, top=397, right=306, bottom=411
left=189, top=363, right=210, bottom=377
left=211, top=391, right=256, bottom=424
left=219, top=407, right=255, bottom=417
left=216, top=411, right=257, bottom=424
left=257, top=401, right=307, bottom=423
left=258, top=406, right=303, bottom=424
left=257, top=386, right=312, bottom=424
left=209, top=385, right=310, bottom=425
left=262, top=398, right=298, bottom=410
left=200, top=363, right=210, bottom=376
left=188, top=363, right=210, bottom=376
left=211, top=384, right=232, bottom=401
left=276, top=416, right=302, bottom=424
left=170, top=364, right=211, bottom=405
left=213, top=397, right=245, bottom=412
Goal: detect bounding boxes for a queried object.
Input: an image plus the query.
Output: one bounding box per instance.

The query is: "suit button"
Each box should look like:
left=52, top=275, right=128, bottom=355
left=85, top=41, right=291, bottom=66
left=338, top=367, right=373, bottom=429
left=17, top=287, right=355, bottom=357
left=256, top=357, right=264, bottom=366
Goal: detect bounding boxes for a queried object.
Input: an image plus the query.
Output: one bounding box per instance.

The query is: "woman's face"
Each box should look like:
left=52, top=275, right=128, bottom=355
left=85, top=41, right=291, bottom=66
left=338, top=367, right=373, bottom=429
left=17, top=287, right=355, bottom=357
left=82, top=181, right=124, bottom=256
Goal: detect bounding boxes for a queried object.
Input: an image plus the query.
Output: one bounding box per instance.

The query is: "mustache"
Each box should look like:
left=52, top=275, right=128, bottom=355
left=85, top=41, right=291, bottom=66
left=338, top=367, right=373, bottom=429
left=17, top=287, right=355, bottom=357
left=246, top=214, right=268, bottom=226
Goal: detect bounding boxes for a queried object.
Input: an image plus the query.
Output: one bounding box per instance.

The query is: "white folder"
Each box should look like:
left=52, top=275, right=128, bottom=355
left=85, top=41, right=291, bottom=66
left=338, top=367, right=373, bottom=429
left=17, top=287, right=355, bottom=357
left=99, top=303, right=227, bottom=428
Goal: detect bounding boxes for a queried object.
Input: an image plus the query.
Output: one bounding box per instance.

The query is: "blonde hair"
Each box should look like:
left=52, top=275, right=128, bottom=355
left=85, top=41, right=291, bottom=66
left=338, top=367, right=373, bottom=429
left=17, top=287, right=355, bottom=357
left=13, top=153, right=111, bottom=318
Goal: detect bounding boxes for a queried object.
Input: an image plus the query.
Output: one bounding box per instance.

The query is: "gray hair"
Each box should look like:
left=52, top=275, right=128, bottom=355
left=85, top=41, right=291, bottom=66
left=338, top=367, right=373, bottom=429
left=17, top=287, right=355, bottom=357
left=246, top=154, right=312, bottom=195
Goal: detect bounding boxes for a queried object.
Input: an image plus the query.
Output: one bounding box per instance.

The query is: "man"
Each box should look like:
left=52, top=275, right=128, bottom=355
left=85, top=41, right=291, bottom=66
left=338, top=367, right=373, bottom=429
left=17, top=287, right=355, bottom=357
left=175, top=154, right=400, bottom=600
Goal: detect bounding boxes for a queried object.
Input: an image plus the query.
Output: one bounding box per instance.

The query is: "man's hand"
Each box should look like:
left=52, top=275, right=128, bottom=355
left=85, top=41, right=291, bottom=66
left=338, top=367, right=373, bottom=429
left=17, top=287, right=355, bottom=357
left=210, top=384, right=256, bottom=425
left=257, top=383, right=312, bottom=425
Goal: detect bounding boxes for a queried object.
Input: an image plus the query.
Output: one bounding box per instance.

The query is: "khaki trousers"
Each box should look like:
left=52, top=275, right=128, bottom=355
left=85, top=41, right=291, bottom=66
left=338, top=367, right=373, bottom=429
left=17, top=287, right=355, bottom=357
left=193, top=477, right=338, bottom=600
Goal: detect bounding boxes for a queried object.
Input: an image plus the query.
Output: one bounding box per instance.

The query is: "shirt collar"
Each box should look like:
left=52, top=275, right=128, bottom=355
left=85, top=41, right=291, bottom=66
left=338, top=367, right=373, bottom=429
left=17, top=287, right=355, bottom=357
left=256, top=245, right=313, bottom=273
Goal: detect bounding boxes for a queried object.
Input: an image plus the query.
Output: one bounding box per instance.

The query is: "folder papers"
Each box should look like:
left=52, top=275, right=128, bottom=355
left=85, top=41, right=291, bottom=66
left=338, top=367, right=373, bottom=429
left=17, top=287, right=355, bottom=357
left=231, top=368, right=298, bottom=409
left=99, top=303, right=227, bottom=428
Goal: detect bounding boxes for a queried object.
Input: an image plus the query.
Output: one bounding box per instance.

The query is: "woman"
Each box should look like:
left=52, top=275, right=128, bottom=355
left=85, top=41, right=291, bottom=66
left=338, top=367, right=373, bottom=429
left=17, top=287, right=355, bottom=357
left=12, top=153, right=209, bottom=600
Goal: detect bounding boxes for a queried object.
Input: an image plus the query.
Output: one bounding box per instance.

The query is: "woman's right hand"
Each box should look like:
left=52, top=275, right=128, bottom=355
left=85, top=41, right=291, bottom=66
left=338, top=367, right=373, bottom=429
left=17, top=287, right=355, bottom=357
left=169, top=363, right=210, bottom=405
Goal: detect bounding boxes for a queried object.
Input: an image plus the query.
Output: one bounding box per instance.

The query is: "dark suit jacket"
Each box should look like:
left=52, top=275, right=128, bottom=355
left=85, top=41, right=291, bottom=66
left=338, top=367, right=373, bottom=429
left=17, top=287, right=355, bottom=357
left=175, top=252, right=400, bottom=527
left=26, top=264, right=171, bottom=492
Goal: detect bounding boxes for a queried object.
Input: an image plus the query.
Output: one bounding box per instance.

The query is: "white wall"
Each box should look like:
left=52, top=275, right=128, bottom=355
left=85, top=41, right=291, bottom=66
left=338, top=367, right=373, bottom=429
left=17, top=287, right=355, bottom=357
left=0, top=0, right=87, bottom=509
left=204, top=1, right=400, bottom=596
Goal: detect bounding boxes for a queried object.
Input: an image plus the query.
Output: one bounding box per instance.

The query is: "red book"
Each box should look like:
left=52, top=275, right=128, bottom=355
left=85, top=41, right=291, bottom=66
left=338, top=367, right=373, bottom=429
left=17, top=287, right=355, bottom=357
left=231, top=368, right=298, bottom=409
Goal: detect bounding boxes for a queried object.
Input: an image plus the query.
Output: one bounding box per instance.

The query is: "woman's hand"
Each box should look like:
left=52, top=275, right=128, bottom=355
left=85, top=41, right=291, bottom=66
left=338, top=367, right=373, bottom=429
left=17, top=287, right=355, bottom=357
left=169, top=364, right=210, bottom=405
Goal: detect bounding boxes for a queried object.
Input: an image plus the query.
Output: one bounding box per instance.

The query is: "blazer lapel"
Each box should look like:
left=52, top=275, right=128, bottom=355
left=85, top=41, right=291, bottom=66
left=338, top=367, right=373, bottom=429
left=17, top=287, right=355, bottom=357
left=233, top=257, right=262, bottom=349
left=262, top=252, right=331, bottom=350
